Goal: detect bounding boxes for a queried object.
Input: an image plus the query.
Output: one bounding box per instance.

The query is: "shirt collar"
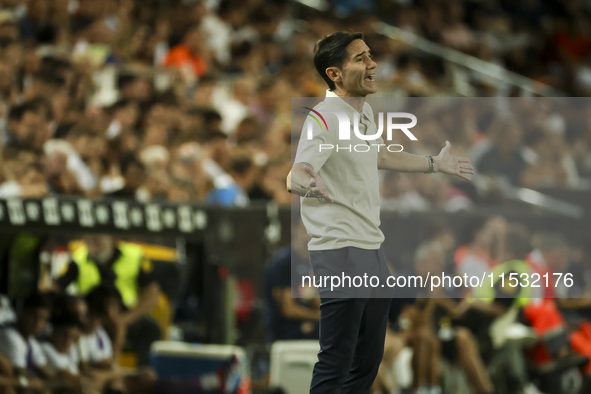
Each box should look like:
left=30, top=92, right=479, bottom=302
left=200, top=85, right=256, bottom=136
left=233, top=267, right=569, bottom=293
left=324, top=90, right=371, bottom=121
left=325, top=89, right=339, bottom=98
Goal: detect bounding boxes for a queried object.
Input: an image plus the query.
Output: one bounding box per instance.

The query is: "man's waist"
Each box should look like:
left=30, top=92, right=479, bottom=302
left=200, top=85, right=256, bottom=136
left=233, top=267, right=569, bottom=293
left=307, top=237, right=383, bottom=251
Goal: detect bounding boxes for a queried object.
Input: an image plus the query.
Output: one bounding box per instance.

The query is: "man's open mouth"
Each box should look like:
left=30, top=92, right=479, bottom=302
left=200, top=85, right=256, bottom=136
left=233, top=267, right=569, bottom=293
left=365, top=74, right=375, bottom=82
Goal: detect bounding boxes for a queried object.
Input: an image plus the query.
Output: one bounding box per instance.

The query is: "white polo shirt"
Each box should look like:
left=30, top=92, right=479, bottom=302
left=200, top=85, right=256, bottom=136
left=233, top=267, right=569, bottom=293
left=78, top=326, right=113, bottom=364
left=295, top=90, right=385, bottom=251
left=0, top=327, right=47, bottom=370
left=41, top=342, right=79, bottom=374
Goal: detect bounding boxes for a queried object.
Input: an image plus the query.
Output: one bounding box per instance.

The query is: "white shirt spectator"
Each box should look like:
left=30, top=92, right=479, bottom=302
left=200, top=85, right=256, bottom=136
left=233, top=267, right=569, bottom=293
left=78, top=327, right=112, bottom=364
left=201, top=13, right=232, bottom=66
left=43, top=139, right=97, bottom=191
left=211, top=87, right=249, bottom=135
left=0, top=295, right=16, bottom=326
left=41, top=342, right=79, bottom=374
left=0, top=181, right=22, bottom=197
left=0, top=326, right=47, bottom=370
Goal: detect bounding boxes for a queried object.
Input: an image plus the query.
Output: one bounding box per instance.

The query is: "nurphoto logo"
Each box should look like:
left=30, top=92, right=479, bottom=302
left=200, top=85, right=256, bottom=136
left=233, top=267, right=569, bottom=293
left=302, top=107, right=418, bottom=153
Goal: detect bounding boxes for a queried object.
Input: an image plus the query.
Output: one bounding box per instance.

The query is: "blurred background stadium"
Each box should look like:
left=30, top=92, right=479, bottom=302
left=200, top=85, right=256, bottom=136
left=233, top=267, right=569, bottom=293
left=1, top=0, right=591, bottom=393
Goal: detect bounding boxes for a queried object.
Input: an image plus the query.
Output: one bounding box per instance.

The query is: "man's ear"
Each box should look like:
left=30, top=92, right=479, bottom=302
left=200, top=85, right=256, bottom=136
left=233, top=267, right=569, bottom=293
left=325, top=67, right=341, bottom=84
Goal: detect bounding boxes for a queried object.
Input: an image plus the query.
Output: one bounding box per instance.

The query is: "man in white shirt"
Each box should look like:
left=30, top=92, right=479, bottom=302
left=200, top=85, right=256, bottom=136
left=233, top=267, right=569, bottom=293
left=288, top=32, right=474, bottom=393
left=80, top=287, right=117, bottom=367
left=80, top=286, right=157, bottom=394
left=41, top=313, right=83, bottom=376
left=0, top=293, right=52, bottom=393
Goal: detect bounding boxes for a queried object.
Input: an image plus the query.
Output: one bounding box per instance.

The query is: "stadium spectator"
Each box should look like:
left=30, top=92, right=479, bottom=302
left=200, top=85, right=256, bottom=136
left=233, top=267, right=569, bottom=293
left=0, top=0, right=587, bottom=206
left=263, top=219, right=319, bottom=343
left=380, top=241, right=496, bottom=394
left=40, top=312, right=89, bottom=393
left=162, top=25, right=208, bottom=81
left=0, top=292, right=59, bottom=393
left=5, top=99, right=51, bottom=151
left=476, top=120, right=528, bottom=186
left=454, top=216, right=507, bottom=284
left=56, top=235, right=161, bottom=366
left=105, top=154, right=146, bottom=200
left=206, top=151, right=255, bottom=207
left=81, top=286, right=120, bottom=368
left=526, top=233, right=571, bottom=298
left=80, top=286, right=156, bottom=394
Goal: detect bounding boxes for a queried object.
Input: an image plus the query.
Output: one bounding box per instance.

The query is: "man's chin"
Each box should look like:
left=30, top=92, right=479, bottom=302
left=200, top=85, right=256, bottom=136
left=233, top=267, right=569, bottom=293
left=364, top=87, right=378, bottom=95
left=363, top=83, right=378, bottom=95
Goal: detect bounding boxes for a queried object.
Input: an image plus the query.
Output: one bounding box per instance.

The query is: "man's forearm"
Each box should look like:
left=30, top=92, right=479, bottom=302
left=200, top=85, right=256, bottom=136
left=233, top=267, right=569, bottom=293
left=124, top=282, right=161, bottom=323
left=378, top=151, right=438, bottom=172
left=279, top=291, right=320, bottom=321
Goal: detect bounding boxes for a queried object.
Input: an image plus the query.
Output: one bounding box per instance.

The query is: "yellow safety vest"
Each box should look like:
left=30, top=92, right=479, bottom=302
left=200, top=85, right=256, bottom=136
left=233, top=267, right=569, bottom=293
left=72, top=242, right=143, bottom=308
left=472, top=259, right=534, bottom=307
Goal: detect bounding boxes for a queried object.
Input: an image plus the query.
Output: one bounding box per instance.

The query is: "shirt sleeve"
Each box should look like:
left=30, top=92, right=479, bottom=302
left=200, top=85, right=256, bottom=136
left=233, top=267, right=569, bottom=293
left=40, top=343, right=59, bottom=370
left=0, top=329, right=26, bottom=368
left=294, top=111, right=337, bottom=172
left=69, top=347, right=80, bottom=374
left=77, top=336, right=89, bottom=364
left=30, top=339, right=47, bottom=369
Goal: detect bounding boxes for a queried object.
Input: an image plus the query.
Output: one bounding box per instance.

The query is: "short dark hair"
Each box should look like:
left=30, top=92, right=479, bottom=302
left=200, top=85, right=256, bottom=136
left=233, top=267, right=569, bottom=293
left=51, top=312, right=83, bottom=330
left=34, top=70, right=66, bottom=87
left=86, top=285, right=122, bottom=318
left=313, top=31, right=364, bottom=91
left=229, top=155, right=253, bottom=175
left=8, top=98, right=50, bottom=122
left=120, top=153, right=144, bottom=175
left=117, top=73, right=138, bottom=90
left=504, top=224, right=531, bottom=259
left=23, top=292, right=52, bottom=312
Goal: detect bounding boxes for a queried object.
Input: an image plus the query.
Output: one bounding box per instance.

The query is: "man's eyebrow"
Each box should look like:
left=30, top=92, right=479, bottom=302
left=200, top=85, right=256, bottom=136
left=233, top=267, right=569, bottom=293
left=354, top=51, right=366, bottom=58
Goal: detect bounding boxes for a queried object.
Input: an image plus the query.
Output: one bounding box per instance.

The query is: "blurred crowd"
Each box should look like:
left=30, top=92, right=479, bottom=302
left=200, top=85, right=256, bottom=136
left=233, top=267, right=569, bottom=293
left=265, top=216, right=591, bottom=393
left=0, top=288, right=157, bottom=394
left=0, top=0, right=591, bottom=210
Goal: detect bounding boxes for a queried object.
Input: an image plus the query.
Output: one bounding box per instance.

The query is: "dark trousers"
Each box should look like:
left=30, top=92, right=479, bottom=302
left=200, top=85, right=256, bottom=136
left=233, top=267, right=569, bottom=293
left=308, top=247, right=393, bottom=394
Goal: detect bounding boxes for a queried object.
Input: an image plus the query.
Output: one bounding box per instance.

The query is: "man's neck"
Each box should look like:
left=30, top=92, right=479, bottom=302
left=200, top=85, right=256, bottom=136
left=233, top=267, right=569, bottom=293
left=95, top=248, right=118, bottom=268
left=331, top=88, right=366, bottom=112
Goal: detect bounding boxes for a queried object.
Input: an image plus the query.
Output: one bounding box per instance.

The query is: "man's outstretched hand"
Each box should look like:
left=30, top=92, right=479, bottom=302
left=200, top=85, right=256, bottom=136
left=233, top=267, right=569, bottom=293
left=287, top=163, right=333, bottom=203
left=434, top=141, right=474, bottom=181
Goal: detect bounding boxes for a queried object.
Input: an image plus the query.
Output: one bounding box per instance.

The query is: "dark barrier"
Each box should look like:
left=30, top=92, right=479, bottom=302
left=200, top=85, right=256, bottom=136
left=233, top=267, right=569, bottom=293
left=0, top=197, right=208, bottom=237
